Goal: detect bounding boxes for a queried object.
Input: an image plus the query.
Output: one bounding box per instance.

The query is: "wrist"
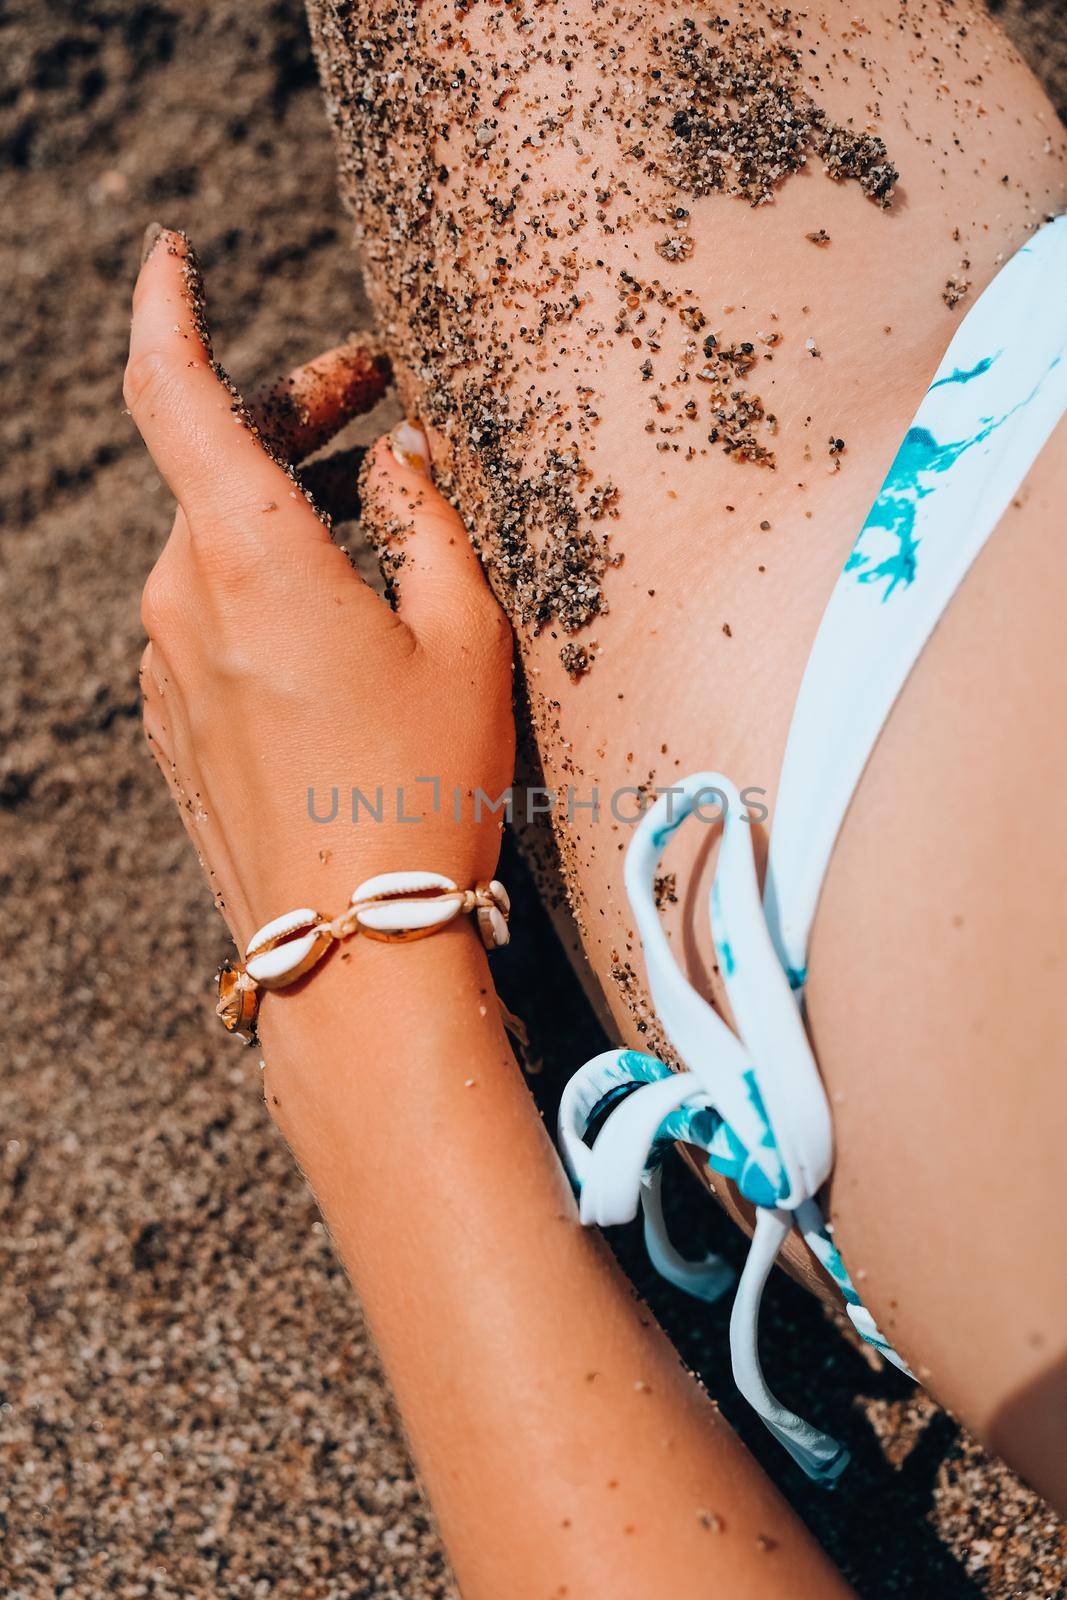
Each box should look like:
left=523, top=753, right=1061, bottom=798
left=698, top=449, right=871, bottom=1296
left=258, top=916, right=521, bottom=1189
left=221, top=863, right=509, bottom=1042
left=258, top=915, right=502, bottom=1102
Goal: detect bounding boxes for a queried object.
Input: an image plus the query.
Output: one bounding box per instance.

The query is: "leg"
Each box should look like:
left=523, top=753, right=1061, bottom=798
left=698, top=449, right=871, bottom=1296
left=309, top=0, right=1067, bottom=1503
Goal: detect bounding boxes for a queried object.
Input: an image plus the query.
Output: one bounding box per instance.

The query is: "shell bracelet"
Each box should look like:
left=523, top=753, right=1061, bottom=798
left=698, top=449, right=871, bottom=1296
left=216, top=871, right=510, bottom=1041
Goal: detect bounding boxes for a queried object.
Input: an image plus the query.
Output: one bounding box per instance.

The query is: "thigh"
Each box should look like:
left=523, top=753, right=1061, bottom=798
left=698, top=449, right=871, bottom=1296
left=309, top=0, right=1067, bottom=1499
left=811, top=412, right=1067, bottom=1508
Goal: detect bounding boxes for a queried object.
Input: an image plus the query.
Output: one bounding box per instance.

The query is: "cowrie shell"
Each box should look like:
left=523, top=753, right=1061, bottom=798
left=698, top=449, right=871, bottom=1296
left=350, top=871, right=463, bottom=942
left=216, top=967, right=260, bottom=1035
left=351, top=871, right=458, bottom=903
left=246, top=929, right=332, bottom=987
left=246, top=908, right=322, bottom=959
left=487, top=879, right=510, bottom=916
left=355, top=894, right=464, bottom=939
left=245, top=908, right=332, bottom=989
left=477, top=902, right=510, bottom=950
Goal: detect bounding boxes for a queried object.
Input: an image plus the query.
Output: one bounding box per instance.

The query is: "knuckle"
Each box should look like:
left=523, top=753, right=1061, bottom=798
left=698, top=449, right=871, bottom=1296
left=123, top=349, right=169, bottom=414
left=140, top=564, right=175, bottom=637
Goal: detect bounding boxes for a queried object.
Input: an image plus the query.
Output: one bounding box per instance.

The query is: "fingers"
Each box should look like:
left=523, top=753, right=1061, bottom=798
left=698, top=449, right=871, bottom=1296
left=360, top=423, right=509, bottom=657
left=249, top=339, right=391, bottom=464
left=125, top=226, right=330, bottom=542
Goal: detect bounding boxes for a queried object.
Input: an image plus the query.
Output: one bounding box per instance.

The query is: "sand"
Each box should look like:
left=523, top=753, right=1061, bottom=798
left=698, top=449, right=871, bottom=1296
left=1, top=2, right=1065, bottom=1596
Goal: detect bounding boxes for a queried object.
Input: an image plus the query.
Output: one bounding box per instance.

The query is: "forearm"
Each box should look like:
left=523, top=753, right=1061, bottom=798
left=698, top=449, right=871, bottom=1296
left=127, top=236, right=848, bottom=1594
left=261, top=926, right=850, bottom=1599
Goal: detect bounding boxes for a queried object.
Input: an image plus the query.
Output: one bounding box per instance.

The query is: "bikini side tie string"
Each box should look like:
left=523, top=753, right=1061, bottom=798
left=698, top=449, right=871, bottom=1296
left=559, top=775, right=908, bottom=1484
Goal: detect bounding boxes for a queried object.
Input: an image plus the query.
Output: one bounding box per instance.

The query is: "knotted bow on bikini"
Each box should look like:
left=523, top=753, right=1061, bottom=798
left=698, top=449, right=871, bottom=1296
left=559, top=774, right=905, bottom=1485
left=558, top=215, right=1067, bottom=1484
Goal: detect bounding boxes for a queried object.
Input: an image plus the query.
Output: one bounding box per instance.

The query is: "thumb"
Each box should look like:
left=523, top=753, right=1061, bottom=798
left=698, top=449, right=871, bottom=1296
left=360, top=423, right=507, bottom=657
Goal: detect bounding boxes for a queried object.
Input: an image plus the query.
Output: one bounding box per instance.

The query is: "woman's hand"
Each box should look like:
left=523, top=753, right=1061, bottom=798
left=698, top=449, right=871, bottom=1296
left=126, top=227, right=514, bottom=953
left=123, top=231, right=852, bottom=1600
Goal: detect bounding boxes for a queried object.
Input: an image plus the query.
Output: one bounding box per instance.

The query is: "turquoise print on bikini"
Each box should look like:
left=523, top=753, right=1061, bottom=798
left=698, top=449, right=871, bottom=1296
left=844, top=347, right=1063, bottom=600
left=611, top=1048, right=786, bottom=1210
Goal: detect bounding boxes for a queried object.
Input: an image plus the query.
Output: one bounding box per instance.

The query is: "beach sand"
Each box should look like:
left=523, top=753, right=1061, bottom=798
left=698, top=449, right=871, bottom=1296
left=1, top=2, right=1064, bottom=1594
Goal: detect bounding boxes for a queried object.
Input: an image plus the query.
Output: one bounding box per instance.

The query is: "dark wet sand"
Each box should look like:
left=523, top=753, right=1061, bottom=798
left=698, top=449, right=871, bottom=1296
left=1, top=3, right=1064, bottom=1595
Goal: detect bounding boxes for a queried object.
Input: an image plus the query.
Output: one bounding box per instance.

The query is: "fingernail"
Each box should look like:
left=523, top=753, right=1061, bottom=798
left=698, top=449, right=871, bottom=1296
left=390, top=419, right=431, bottom=474
left=140, top=221, right=166, bottom=268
